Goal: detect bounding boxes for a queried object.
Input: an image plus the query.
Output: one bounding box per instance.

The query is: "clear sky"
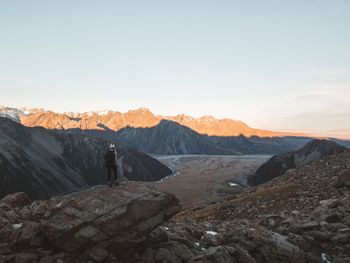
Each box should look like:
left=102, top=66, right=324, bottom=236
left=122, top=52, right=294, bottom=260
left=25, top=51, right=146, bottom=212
left=0, top=0, right=349, bottom=137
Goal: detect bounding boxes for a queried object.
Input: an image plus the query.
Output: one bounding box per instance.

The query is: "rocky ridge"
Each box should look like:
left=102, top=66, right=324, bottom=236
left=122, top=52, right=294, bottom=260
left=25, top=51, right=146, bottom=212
left=247, top=139, right=347, bottom=186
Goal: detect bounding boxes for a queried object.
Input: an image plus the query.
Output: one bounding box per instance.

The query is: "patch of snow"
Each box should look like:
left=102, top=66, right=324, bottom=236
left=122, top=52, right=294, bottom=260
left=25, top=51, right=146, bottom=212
left=12, top=223, right=23, bottom=229
left=321, top=253, right=331, bottom=263
left=195, top=242, right=200, bottom=246
left=164, top=227, right=169, bottom=230
left=206, top=231, right=218, bottom=236
left=201, top=247, right=205, bottom=251
left=228, top=182, right=238, bottom=187
left=0, top=111, right=20, bottom=122
left=96, top=110, right=110, bottom=116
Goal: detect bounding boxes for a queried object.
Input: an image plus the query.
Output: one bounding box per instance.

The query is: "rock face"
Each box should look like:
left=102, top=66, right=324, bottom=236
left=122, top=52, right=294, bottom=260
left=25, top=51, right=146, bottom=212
left=247, top=139, right=347, bottom=186
left=0, top=182, right=181, bottom=262
left=0, top=117, right=172, bottom=199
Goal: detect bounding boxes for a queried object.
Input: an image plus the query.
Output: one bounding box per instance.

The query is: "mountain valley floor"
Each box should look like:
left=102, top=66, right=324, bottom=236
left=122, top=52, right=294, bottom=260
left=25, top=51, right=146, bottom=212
left=151, top=155, right=270, bottom=208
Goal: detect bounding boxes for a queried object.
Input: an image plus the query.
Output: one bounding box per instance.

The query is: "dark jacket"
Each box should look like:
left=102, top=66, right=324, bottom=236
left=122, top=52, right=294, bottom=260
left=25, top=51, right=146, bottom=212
left=104, top=150, right=117, bottom=168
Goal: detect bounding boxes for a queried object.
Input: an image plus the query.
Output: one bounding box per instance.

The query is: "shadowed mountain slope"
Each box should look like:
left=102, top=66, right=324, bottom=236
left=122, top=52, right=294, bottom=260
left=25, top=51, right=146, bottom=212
left=247, top=139, right=347, bottom=186
left=0, top=118, right=171, bottom=199
left=60, top=120, right=312, bottom=155
left=114, top=120, right=241, bottom=155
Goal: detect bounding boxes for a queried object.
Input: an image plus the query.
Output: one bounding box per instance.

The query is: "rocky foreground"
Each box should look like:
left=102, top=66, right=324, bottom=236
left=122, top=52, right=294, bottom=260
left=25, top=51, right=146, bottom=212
left=1, top=151, right=350, bottom=262
left=174, top=150, right=350, bottom=263
left=0, top=182, right=180, bottom=262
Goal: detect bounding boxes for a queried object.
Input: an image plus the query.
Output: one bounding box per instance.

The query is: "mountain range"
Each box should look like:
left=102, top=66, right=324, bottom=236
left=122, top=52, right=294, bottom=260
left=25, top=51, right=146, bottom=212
left=0, top=106, right=309, bottom=154
left=0, top=117, right=172, bottom=199
left=1, top=106, right=306, bottom=137
left=1, top=106, right=349, bottom=155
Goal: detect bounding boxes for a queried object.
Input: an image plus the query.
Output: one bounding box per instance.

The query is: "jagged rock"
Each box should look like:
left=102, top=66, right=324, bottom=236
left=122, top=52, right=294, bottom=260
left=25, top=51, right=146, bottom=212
left=155, top=247, right=182, bottom=263
left=158, top=241, right=194, bottom=262
left=16, top=221, right=41, bottom=245
left=201, top=232, right=224, bottom=247
left=301, top=221, right=321, bottom=231
left=88, top=247, right=109, bottom=262
left=234, top=244, right=256, bottom=263
left=0, top=192, right=31, bottom=209
left=12, top=253, right=38, bottom=263
left=319, top=198, right=339, bottom=209
left=140, top=248, right=156, bottom=263
left=38, top=252, right=66, bottom=263
left=325, top=213, right=341, bottom=223
left=333, top=257, right=350, bottom=263
left=188, top=246, right=232, bottom=263
left=337, top=170, right=350, bottom=188
left=331, top=232, right=350, bottom=244
left=40, top=182, right=180, bottom=256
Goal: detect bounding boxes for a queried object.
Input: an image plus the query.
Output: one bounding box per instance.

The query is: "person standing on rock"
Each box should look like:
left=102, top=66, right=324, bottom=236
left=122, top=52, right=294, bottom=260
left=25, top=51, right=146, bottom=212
left=104, top=143, right=118, bottom=187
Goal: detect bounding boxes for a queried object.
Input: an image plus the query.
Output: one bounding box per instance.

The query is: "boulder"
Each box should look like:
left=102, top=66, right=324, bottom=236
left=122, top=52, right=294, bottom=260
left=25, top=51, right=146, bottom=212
left=188, top=246, right=232, bottom=263
left=40, top=182, right=181, bottom=256
left=0, top=182, right=181, bottom=262
left=337, top=170, right=350, bottom=188
left=0, top=192, right=31, bottom=209
left=301, top=221, right=320, bottom=231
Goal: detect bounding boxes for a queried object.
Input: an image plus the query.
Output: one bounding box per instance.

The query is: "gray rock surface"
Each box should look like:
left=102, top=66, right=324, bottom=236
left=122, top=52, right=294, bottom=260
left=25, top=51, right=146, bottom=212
left=0, top=182, right=180, bottom=262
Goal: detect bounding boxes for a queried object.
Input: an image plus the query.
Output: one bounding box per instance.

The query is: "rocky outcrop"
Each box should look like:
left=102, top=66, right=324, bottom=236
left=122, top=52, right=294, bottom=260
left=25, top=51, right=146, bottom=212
left=248, top=139, right=347, bottom=186
left=0, top=182, right=181, bottom=262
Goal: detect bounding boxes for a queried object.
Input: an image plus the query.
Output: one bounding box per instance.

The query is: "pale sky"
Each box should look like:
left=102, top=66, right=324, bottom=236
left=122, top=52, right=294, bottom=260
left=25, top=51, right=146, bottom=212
left=0, top=0, right=349, bottom=137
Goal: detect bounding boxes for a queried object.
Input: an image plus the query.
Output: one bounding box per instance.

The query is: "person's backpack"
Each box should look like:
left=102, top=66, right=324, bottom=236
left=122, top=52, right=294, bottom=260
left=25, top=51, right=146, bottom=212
left=104, top=150, right=116, bottom=167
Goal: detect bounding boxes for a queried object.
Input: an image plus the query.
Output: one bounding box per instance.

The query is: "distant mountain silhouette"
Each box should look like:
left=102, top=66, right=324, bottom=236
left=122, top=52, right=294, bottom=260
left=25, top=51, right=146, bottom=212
left=247, top=139, right=347, bottom=186
left=0, top=117, right=171, bottom=199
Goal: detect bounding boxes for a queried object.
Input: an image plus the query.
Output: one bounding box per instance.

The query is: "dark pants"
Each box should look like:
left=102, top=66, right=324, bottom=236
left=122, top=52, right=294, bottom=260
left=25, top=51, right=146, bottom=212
left=107, top=166, right=118, bottom=182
